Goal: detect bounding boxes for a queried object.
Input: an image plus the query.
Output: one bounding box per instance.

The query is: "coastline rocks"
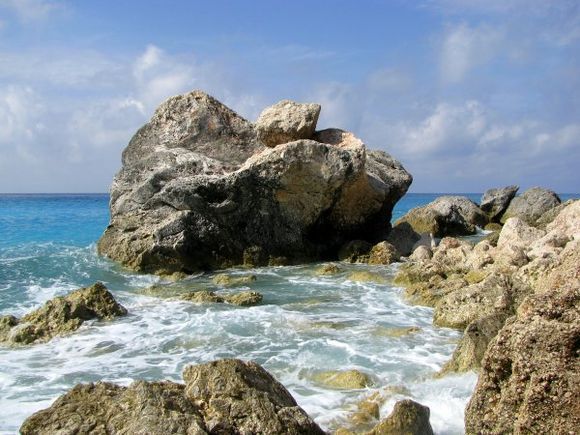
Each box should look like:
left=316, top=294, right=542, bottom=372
left=465, top=285, right=580, bottom=434
left=21, top=358, right=324, bottom=435
left=368, top=400, right=434, bottom=435
left=98, top=90, right=411, bottom=275
left=409, top=245, right=432, bottom=262
left=0, top=283, right=127, bottom=345
left=212, top=273, right=257, bottom=287
left=395, top=196, right=488, bottom=238
left=500, top=186, right=561, bottom=224
left=256, top=100, right=321, bottom=147
left=480, top=185, right=518, bottom=221
left=223, top=291, right=263, bottom=306
left=368, top=241, right=400, bottom=265
left=179, top=290, right=263, bottom=306
left=312, top=369, right=373, bottom=389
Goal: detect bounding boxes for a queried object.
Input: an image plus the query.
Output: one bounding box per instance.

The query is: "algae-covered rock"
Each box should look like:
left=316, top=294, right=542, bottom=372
left=1, top=282, right=127, bottom=345
left=180, top=290, right=224, bottom=304
left=212, top=273, right=257, bottom=287
left=484, top=222, right=502, bottom=232
left=368, top=399, right=434, bottom=435
left=224, top=291, right=263, bottom=306
left=368, top=241, right=400, bottom=265
left=315, top=263, right=342, bottom=275
left=312, top=369, right=373, bottom=389
left=346, top=271, right=388, bottom=284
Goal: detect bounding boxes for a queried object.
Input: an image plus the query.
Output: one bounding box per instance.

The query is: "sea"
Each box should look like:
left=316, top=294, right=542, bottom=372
left=0, top=193, right=575, bottom=434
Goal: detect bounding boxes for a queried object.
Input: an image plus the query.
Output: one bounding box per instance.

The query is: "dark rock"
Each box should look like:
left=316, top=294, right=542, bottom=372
left=386, top=222, right=421, bottom=257
left=501, top=186, right=561, bottom=224
left=338, top=240, right=372, bottom=262
left=368, top=399, right=434, bottom=435
left=98, top=91, right=411, bottom=275
left=480, top=185, right=519, bottom=221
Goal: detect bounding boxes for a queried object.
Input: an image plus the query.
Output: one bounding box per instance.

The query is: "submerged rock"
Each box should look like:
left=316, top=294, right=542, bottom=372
left=180, top=290, right=224, bottom=304
left=368, top=399, right=434, bottom=435
left=0, top=282, right=127, bottom=345
left=480, top=185, right=518, bottom=221
left=315, top=263, right=342, bottom=275
left=312, top=369, right=373, bottom=389
left=501, top=186, right=561, bottom=224
left=212, top=273, right=257, bottom=287
left=21, top=358, right=324, bottom=435
left=256, top=99, right=321, bottom=147
left=346, top=271, right=388, bottom=284
left=395, top=196, right=488, bottom=237
left=98, top=90, right=411, bottom=275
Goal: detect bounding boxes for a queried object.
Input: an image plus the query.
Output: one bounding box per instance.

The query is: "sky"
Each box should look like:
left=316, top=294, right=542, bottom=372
left=0, top=0, right=579, bottom=193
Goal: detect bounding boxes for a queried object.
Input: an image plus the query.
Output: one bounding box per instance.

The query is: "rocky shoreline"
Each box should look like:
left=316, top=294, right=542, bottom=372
left=5, top=91, right=578, bottom=433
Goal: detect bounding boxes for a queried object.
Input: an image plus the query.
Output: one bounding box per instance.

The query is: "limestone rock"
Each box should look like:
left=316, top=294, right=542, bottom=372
left=98, top=91, right=411, bottom=275
left=21, top=358, right=324, bottom=435
left=256, top=99, right=320, bottom=147
left=312, top=369, right=373, bottom=389
left=501, top=186, right=561, bottom=224
left=180, top=290, right=224, bottom=304
left=368, top=399, right=434, bottom=435
left=0, top=282, right=127, bottom=345
left=183, top=359, right=324, bottom=434
left=409, top=245, right=432, bottom=262
left=386, top=222, right=421, bottom=257
left=224, top=291, right=263, bottom=306
left=368, top=241, right=400, bottom=265
left=395, top=196, right=488, bottom=237
left=534, top=199, right=576, bottom=229
left=480, top=185, right=518, bottom=221
left=465, top=285, right=580, bottom=434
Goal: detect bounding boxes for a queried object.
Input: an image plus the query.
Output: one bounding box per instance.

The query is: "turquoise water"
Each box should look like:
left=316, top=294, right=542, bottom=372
left=0, top=193, right=574, bottom=434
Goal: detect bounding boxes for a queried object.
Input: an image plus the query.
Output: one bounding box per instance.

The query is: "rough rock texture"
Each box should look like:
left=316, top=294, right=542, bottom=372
left=465, top=286, right=580, bottom=434
left=212, top=273, right=257, bottom=287
left=223, top=291, right=263, bottom=306
left=0, top=282, right=127, bottom=345
left=534, top=199, right=575, bottom=229
left=98, top=91, right=412, bottom=275
left=386, top=222, right=421, bottom=257
left=480, top=185, right=519, bottom=221
left=368, top=400, right=434, bottom=435
left=367, top=241, right=400, bottom=265
left=395, top=196, right=488, bottom=237
left=22, top=359, right=324, bottom=435
left=338, top=240, right=372, bottom=262
left=409, top=245, right=432, bottom=262
left=184, top=359, right=324, bottom=434
left=311, top=369, right=373, bottom=389
left=256, top=100, right=321, bottom=147
left=501, top=186, right=561, bottom=224
left=180, top=290, right=224, bottom=304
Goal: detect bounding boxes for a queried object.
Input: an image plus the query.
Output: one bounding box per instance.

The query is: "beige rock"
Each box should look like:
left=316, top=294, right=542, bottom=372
left=368, top=399, right=434, bottom=435
left=409, top=245, right=432, bottom=262
left=212, top=273, right=257, bottom=287
left=315, top=263, right=342, bottom=275
left=368, top=241, right=400, bottom=265
left=224, top=291, right=263, bottom=306
left=180, top=290, right=224, bottom=304
left=256, top=99, right=320, bottom=147
left=347, top=271, right=388, bottom=284
left=312, top=369, right=373, bottom=389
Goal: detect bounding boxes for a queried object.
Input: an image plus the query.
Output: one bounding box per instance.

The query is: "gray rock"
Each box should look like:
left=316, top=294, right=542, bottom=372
left=480, top=185, right=519, bottom=221
left=534, top=199, right=576, bottom=229
left=256, top=99, right=321, bottom=147
left=395, top=196, right=488, bottom=237
left=501, top=186, right=561, bottom=224
left=21, top=359, right=324, bottom=435
left=368, top=399, right=434, bottom=435
left=386, top=222, right=421, bottom=257
left=98, top=91, right=412, bottom=275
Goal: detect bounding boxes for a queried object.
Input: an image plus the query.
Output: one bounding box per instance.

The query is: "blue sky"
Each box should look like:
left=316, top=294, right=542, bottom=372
left=0, top=0, right=579, bottom=193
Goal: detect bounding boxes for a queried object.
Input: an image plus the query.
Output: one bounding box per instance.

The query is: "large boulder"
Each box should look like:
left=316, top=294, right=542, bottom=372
left=98, top=91, right=412, bottom=275
left=480, top=185, right=518, bottom=221
left=395, top=196, right=488, bottom=238
left=21, top=359, right=325, bottom=435
left=0, top=282, right=127, bottom=345
left=465, top=285, right=580, bottom=434
left=500, top=186, right=561, bottom=224
left=256, top=99, right=321, bottom=147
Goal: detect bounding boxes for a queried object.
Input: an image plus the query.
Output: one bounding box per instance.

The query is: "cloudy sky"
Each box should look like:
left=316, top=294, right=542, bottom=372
left=0, top=0, right=579, bottom=193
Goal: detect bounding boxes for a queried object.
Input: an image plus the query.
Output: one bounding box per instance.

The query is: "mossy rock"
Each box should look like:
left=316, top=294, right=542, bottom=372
left=224, top=291, right=263, bottom=306
left=484, top=222, right=503, bottom=232
left=180, top=290, right=224, bottom=304
left=465, top=270, right=488, bottom=284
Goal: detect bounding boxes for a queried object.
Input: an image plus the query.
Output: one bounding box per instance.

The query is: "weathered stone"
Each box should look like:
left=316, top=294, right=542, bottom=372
left=386, top=222, right=421, bottom=257
left=256, top=99, right=321, bottom=147
left=312, top=369, right=373, bottom=389
left=180, top=290, right=224, bottom=304
left=465, top=285, right=580, bottom=435
left=338, top=240, right=372, bottom=262
left=315, top=263, right=342, bottom=275
left=534, top=199, right=576, bottom=229
left=368, top=241, right=400, bottom=265
left=1, top=283, right=127, bottom=345
left=409, top=245, right=432, bottom=262
left=484, top=222, right=502, bottom=232
left=480, top=185, right=519, bottom=221
left=224, top=291, right=263, bottom=306
left=395, top=196, right=488, bottom=237
left=368, top=399, right=434, bottom=435
left=183, top=359, right=324, bottom=434
left=501, top=186, right=561, bottom=224
left=98, top=91, right=411, bottom=275
left=212, top=273, right=257, bottom=287
left=372, top=326, right=421, bottom=338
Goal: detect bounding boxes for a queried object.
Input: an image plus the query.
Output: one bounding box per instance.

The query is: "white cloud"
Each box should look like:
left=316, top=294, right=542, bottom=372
left=0, top=0, right=63, bottom=23
left=440, top=23, right=503, bottom=83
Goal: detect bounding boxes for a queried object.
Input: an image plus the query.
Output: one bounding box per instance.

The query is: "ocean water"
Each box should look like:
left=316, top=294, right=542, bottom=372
left=0, top=192, right=572, bottom=434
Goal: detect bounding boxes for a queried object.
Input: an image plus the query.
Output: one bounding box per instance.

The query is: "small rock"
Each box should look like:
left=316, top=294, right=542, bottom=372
left=315, top=263, right=342, bottom=275
left=409, top=245, right=432, bottom=262
left=180, top=290, right=224, bottom=304
left=212, top=274, right=257, bottom=287
left=312, top=369, right=373, bottom=389
left=368, top=241, right=400, bottom=265
left=368, top=399, right=434, bottom=435
left=346, top=271, right=388, bottom=284
left=224, top=291, right=263, bottom=306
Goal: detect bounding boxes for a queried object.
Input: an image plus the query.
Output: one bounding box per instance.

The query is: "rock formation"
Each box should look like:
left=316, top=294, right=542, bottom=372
left=98, top=91, right=412, bottom=275
left=21, top=359, right=324, bottom=434
left=480, top=185, right=518, bottom=221
left=501, top=186, right=561, bottom=224
left=0, top=282, right=127, bottom=345
left=256, top=100, right=321, bottom=147
left=368, top=400, right=434, bottom=435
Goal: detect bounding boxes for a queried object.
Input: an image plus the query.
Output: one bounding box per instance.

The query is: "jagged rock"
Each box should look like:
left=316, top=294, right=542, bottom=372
left=224, top=291, right=263, bottom=306
left=256, top=99, right=321, bottom=147
left=395, top=196, right=488, bottom=237
left=497, top=217, right=546, bottom=251
left=409, top=245, right=432, bottom=262
left=98, top=91, right=411, bottom=275
left=368, top=399, right=434, bottom=435
left=465, top=285, right=580, bottom=434
left=21, top=359, right=324, bottom=435
left=480, top=185, right=519, bottom=221
left=311, top=369, right=373, bottom=389
left=180, top=290, right=224, bottom=304
left=184, top=359, right=324, bottom=434
left=0, top=283, right=127, bottom=345
left=501, top=186, right=561, bottom=224
left=534, top=199, right=576, bottom=229
left=386, top=222, right=421, bottom=257
left=368, top=241, right=400, bottom=265
left=314, top=263, right=342, bottom=275
left=439, top=313, right=508, bottom=374
left=338, top=240, right=373, bottom=262
left=212, top=273, right=257, bottom=287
